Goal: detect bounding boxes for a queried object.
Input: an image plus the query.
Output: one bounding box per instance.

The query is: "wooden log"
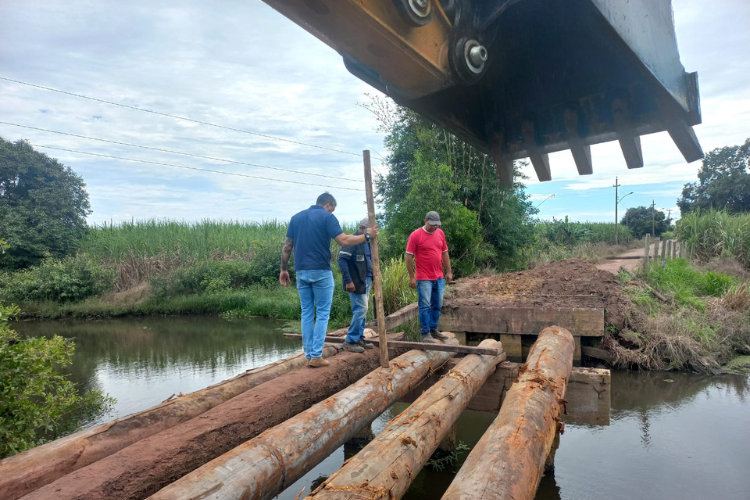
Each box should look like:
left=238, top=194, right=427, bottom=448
left=307, top=340, right=505, bottom=500
left=0, top=345, right=339, bottom=500
left=363, top=149, right=389, bottom=368
left=21, top=347, right=400, bottom=500
left=146, top=339, right=460, bottom=500
left=283, top=333, right=499, bottom=356
left=441, top=326, right=575, bottom=500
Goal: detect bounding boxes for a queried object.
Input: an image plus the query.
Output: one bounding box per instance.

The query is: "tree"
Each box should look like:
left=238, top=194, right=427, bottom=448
left=0, top=138, right=91, bottom=270
left=677, top=139, right=750, bottom=214
left=365, top=96, right=536, bottom=274
left=621, top=206, right=669, bottom=238
left=0, top=305, right=113, bottom=457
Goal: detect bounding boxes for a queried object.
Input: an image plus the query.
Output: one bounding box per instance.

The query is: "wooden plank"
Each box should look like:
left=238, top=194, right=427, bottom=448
left=283, top=334, right=499, bottom=356
left=439, top=305, right=604, bottom=336
left=363, top=150, right=389, bottom=368
left=582, top=345, right=616, bottom=363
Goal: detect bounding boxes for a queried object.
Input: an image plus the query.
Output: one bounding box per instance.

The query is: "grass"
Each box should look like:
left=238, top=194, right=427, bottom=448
left=675, top=210, right=750, bottom=268
left=612, top=259, right=750, bottom=373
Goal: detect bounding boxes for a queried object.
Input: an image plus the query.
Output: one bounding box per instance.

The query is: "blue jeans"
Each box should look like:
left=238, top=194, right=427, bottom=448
left=296, top=270, right=334, bottom=359
left=417, top=278, right=445, bottom=335
left=346, top=277, right=371, bottom=343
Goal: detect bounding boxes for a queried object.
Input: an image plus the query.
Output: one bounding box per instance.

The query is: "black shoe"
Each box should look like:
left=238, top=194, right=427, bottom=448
left=343, top=341, right=365, bottom=353
left=357, top=338, right=374, bottom=349
left=420, top=334, right=438, bottom=344
left=430, top=329, right=450, bottom=340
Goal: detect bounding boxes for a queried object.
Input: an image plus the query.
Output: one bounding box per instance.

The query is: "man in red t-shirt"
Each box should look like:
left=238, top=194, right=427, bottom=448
left=405, top=211, right=453, bottom=343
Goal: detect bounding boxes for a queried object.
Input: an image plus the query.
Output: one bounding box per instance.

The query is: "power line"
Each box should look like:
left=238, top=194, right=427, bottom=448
left=32, top=144, right=364, bottom=192
left=0, top=121, right=361, bottom=182
left=0, top=75, right=360, bottom=157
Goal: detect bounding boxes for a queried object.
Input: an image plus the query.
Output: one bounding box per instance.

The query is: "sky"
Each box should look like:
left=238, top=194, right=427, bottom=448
left=1, top=0, right=748, bottom=226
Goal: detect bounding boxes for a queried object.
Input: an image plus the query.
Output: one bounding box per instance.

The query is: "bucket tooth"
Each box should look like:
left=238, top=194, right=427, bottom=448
left=491, top=132, right=514, bottom=188
left=612, top=98, right=644, bottom=169
left=523, top=121, right=552, bottom=182
left=618, top=136, right=644, bottom=169
left=570, top=144, right=593, bottom=175
left=564, top=108, right=593, bottom=175
left=668, top=120, right=703, bottom=163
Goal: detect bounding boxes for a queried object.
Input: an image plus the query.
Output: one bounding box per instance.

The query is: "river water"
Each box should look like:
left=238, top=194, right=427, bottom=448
left=17, top=317, right=750, bottom=500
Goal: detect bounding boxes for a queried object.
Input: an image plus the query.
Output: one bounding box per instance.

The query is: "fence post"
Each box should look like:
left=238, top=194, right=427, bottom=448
left=680, top=241, right=686, bottom=260
left=660, top=238, right=668, bottom=266
left=666, top=240, right=672, bottom=261
left=653, top=237, right=660, bottom=262
left=643, top=235, right=650, bottom=274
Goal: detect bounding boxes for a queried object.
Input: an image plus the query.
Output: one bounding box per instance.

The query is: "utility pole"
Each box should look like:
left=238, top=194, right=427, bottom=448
left=614, top=177, right=620, bottom=244
left=651, top=200, right=656, bottom=237
left=666, top=208, right=673, bottom=229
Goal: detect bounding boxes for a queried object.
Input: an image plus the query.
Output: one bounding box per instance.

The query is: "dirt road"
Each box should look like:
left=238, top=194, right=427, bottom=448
left=595, top=242, right=662, bottom=274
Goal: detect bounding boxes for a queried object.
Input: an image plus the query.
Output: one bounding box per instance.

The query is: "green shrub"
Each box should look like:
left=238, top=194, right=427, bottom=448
left=0, top=305, right=113, bottom=457
left=0, top=255, right=115, bottom=304
left=150, top=247, right=292, bottom=299
left=646, top=259, right=737, bottom=308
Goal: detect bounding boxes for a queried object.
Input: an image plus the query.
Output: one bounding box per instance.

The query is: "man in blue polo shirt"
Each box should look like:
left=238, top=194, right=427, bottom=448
left=280, top=193, right=378, bottom=367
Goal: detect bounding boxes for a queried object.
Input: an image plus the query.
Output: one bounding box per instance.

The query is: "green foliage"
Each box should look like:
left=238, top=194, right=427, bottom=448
left=678, top=138, right=750, bottom=214
left=675, top=209, right=750, bottom=268
left=369, top=96, right=535, bottom=275
left=0, top=254, right=115, bottom=304
left=150, top=247, right=287, bottom=300
left=0, top=138, right=91, bottom=270
left=384, top=153, right=485, bottom=276
left=0, top=305, right=113, bottom=458
left=425, top=441, right=471, bottom=472
left=380, top=257, right=418, bottom=316
left=535, top=218, right=633, bottom=246
left=646, top=258, right=737, bottom=309
left=621, top=206, right=671, bottom=238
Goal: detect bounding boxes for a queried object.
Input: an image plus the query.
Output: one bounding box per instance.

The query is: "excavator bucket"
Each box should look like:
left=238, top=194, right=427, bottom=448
left=263, top=0, right=702, bottom=184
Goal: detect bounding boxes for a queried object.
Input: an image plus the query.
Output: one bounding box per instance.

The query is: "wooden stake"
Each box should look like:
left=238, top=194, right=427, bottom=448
left=363, top=150, right=389, bottom=368
left=643, top=234, right=650, bottom=274
left=283, top=334, right=500, bottom=356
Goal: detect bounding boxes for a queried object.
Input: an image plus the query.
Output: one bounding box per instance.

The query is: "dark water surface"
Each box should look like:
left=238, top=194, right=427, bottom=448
left=17, top=318, right=750, bottom=500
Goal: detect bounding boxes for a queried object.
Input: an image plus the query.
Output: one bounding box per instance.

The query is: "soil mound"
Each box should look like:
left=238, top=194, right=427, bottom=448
left=447, top=259, right=634, bottom=331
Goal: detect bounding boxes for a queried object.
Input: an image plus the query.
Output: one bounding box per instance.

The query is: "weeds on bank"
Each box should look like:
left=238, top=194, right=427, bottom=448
left=612, top=259, right=750, bottom=373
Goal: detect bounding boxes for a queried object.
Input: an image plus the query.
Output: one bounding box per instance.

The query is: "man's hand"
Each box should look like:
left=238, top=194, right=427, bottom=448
left=279, top=270, right=290, bottom=287
left=409, top=276, right=417, bottom=289
left=446, top=271, right=453, bottom=284
left=366, top=226, right=379, bottom=239
left=346, top=282, right=356, bottom=292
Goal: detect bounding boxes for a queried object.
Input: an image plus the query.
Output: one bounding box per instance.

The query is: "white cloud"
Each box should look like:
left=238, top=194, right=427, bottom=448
left=0, top=0, right=747, bottom=225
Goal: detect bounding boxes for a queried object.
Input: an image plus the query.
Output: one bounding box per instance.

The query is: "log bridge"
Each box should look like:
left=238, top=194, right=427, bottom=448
left=0, top=304, right=611, bottom=500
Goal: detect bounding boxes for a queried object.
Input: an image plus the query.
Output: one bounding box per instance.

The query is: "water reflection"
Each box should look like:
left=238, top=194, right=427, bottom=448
left=16, top=317, right=300, bottom=424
